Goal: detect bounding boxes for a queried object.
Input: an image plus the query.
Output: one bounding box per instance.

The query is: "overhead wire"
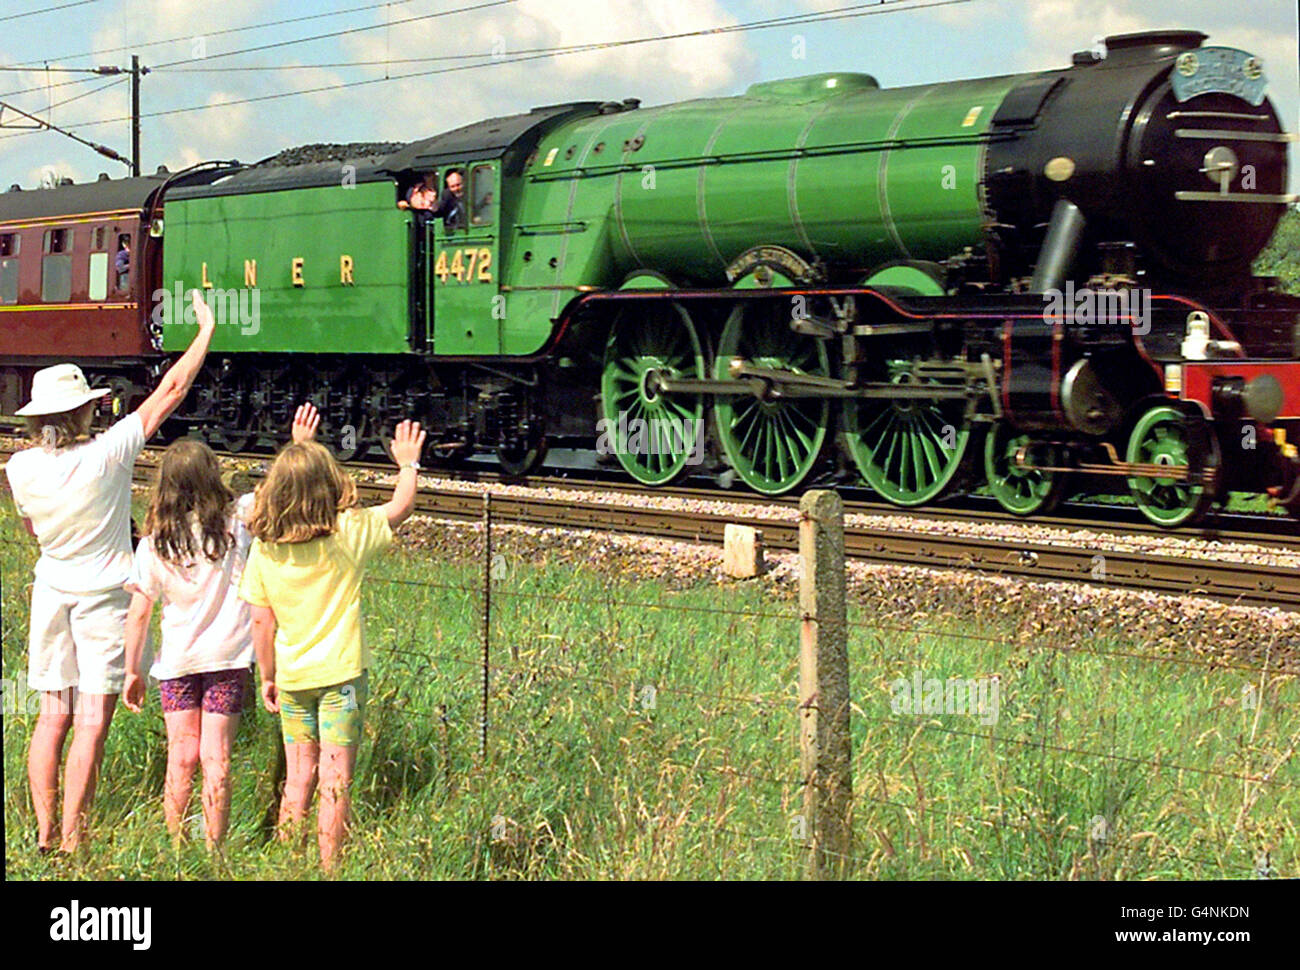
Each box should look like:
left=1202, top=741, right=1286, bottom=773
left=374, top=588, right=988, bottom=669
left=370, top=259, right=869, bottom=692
left=0, top=0, right=970, bottom=138
left=0, top=0, right=422, bottom=99
left=0, top=0, right=102, bottom=24
left=11, top=0, right=418, bottom=65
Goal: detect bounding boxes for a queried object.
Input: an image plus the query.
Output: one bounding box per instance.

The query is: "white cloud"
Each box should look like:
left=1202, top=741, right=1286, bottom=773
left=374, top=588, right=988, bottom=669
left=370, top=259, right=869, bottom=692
left=3, top=1, right=1294, bottom=190
left=23, top=158, right=89, bottom=188
left=88, top=0, right=274, bottom=64
left=169, top=89, right=255, bottom=158
left=1015, top=0, right=1298, bottom=83
left=333, top=0, right=754, bottom=141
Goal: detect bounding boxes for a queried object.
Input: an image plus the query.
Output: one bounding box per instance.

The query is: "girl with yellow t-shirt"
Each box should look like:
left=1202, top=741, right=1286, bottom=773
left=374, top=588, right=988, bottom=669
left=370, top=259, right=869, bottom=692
left=240, top=404, right=425, bottom=871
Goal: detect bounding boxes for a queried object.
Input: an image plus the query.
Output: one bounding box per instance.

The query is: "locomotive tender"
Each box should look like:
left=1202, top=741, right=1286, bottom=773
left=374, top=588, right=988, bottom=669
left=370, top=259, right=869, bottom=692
left=1, top=29, right=1297, bottom=526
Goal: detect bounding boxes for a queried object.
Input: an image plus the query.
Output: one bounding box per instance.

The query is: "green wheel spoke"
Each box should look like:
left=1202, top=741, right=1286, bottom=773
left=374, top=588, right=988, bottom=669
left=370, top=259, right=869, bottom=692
left=713, top=305, right=828, bottom=495
left=914, top=421, right=943, bottom=484
left=845, top=364, right=970, bottom=506
left=735, top=407, right=763, bottom=455
left=602, top=306, right=705, bottom=486
left=1125, top=406, right=1216, bottom=527
left=777, top=407, right=814, bottom=456
left=983, top=424, right=1062, bottom=516
left=772, top=416, right=793, bottom=481
left=612, top=386, right=640, bottom=406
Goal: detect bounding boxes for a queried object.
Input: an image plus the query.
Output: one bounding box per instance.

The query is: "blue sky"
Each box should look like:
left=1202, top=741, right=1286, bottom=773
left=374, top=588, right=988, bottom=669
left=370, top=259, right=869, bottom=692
left=1, top=0, right=1296, bottom=191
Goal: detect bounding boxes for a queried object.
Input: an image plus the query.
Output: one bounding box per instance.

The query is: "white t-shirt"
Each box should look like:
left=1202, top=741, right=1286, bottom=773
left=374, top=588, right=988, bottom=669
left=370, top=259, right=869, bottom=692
left=126, top=493, right=255, bottom=680
left=5, top=413, right=146, bottom=594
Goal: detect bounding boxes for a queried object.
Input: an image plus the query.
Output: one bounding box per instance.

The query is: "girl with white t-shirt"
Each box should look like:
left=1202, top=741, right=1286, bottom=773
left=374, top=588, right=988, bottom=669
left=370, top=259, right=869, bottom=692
left=123, top=439, right=256, bottom=850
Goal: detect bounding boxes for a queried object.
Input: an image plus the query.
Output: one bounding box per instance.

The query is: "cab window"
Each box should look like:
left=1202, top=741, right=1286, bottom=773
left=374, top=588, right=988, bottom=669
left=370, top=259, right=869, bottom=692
left=470, top=164, right=495, bottom=226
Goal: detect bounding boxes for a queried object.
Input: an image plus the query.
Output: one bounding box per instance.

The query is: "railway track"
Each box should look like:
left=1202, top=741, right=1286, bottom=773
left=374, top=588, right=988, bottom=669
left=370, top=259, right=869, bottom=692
left=351, top=481, right=1300, bottom=612
left=3, top=419, right=1297, bottom=546
left=3, top=440, right=1298, bottom=612
left=163, top=444, right=1300, bottom=550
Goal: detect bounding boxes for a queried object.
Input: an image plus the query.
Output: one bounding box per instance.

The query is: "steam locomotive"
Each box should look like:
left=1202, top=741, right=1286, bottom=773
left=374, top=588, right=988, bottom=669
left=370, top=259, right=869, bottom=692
left=1, top=29, right=1296, bottom=526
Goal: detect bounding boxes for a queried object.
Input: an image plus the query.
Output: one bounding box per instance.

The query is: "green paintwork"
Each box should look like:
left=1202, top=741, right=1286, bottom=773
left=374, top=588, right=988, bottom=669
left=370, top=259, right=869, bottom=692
left=864, top=263, right=946, bottom=296
left=1125, top=406, right=1214, bottom=527
left=745, top=73, right=881, bottom=102
left=510, top=71, right=1023, bottom=351
left=429, top=161, right=501, bottom=355
left=164, top=68, right=1029, bottom=359
left=161, top=181, right=409, bottom=354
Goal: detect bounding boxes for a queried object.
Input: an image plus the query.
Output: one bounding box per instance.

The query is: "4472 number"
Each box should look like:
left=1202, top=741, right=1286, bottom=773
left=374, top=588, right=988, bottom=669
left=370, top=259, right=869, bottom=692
left=435, top=247, right=493, bottom=284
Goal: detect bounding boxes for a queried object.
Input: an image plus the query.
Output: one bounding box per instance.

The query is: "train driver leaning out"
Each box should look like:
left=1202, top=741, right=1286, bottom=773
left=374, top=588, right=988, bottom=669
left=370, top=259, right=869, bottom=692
left=429, top=168, right=466, bottom=232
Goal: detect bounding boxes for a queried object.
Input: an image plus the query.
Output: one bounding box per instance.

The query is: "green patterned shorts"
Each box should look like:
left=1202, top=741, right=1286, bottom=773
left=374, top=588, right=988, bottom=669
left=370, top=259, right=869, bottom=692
left=278, top=671, right=368, bottom=746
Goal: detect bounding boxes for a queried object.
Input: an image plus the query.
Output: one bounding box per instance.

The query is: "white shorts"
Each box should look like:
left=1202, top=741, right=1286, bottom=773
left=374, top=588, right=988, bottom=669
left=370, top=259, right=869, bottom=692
left=27, top=580, right=129, bottom=695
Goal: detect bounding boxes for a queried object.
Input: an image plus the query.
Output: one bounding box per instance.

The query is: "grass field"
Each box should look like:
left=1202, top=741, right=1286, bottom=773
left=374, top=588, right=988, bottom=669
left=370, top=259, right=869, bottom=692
left=2, top=499, right=1297, bottom=880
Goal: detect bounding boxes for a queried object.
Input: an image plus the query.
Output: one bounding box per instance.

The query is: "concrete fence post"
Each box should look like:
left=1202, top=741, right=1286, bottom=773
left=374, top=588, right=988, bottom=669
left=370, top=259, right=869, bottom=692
left=798, top=489, right=852, bottom=878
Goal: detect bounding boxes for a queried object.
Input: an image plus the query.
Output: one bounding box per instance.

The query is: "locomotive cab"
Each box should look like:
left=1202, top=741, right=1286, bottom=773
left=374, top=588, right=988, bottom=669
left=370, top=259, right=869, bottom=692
left=426, top=159, right=502, bottom=356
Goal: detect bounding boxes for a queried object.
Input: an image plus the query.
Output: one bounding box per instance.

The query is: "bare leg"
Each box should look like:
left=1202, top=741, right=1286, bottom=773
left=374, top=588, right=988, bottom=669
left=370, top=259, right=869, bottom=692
left=278, top=741, right=319, bottom=845
left=60, top=692, right=118, bottom=852
left=317, top=743, right=358, bottom=872
left=162, top=709, right=201, bottom=840
left=29, top=690, right=74, bottom=850
left=199, top=710, right=240, bottom=849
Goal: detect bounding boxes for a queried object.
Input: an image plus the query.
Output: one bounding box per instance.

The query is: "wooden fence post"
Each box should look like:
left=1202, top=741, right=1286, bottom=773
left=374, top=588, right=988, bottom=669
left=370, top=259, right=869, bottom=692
left=798, top=489, right=851, bottom=878
left=480, top=491, right=491, bottom=761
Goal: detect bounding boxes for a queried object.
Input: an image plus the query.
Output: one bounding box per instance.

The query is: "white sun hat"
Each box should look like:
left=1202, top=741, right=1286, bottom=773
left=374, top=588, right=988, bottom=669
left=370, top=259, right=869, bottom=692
left=15, top=363, right=111, bottom=416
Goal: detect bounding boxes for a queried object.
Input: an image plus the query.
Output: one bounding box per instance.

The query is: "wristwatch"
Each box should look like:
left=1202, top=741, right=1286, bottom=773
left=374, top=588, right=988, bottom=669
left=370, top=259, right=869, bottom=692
left=401, top=461, right=421, bottom=472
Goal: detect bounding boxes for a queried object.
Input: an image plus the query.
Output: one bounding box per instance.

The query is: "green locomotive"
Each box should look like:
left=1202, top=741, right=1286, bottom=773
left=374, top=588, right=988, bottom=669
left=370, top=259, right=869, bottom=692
left=155, top=29, right=1299, bottom=525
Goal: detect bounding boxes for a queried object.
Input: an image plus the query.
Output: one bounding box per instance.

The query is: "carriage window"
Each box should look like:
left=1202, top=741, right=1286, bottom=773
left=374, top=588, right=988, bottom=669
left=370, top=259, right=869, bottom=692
left=114, top=233, right=131, bottom=292
left=41, top=254, right=72, bottom=302
left=91, top=227, right=106, bottom=250
left=470, top=165, right=495, bottom=226
left=88, top=252, right=109, bottom=302
left=0, top=232, right=18, bottom=305
left=0, top=258, right=17, bottom=305
left=42, top=229, right=72, bottom=301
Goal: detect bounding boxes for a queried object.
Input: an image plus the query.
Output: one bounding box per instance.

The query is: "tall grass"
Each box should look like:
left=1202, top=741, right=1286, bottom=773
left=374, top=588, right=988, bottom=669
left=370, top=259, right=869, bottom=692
left=2, top=502, right=1295, bottom=880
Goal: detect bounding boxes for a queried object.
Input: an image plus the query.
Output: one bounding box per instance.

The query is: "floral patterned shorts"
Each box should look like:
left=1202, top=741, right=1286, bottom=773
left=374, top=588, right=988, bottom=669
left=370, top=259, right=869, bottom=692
left=159, top=668, right=250, bottom=716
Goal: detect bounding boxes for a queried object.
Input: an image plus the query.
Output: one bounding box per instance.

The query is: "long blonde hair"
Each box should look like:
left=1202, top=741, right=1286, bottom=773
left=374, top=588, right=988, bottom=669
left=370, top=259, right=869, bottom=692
left=144, top=438, right=235, bottom=564
left=248, top=441, right=358, bottom=543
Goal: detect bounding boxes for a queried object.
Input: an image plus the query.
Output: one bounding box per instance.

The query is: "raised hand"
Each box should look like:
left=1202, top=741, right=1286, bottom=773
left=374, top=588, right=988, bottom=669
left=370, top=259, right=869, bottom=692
left=291, top=402, right=320, bottom=444
left=390, top=419, right=426, bottom=467
left=191, top=289, right=216, bottom=333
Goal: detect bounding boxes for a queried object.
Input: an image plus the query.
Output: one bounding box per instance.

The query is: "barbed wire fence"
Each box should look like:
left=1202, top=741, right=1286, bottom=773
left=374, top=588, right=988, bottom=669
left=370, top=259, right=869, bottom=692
left=0, top=489, right=1297, bottom=878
